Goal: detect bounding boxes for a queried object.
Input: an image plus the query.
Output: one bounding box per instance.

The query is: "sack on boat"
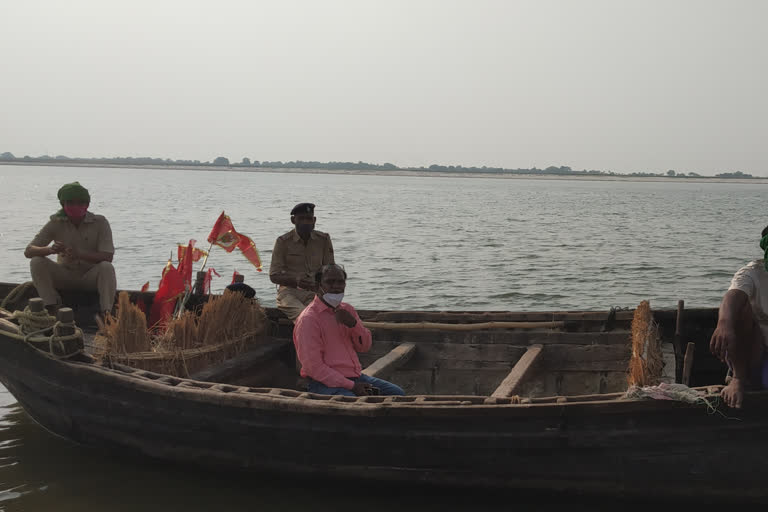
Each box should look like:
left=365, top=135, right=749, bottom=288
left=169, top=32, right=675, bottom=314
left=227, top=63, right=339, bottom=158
left=94, top=290, right=268, bottom=377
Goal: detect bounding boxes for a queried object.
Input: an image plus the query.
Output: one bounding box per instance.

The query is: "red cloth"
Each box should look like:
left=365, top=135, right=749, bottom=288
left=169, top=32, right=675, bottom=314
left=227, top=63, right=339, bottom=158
left=202, top=268, right=220, bottom=295
left=292, top=296, right=372, bottom=390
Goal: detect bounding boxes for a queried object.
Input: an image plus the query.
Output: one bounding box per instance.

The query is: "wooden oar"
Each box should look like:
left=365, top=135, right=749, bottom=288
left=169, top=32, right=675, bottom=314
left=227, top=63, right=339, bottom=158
left=362, top=320, right=565, bottom=331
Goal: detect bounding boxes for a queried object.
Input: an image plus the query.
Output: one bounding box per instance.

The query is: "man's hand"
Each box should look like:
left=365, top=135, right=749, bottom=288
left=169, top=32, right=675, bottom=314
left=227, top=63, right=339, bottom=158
left=352, top=381, right=371, bottom=396
left=335, top=308, right=357, bottom=328
left=51, top=241, right=67, bottom=254
left=62, top=246, right=79, bottom=260
left=296, top=276, right=317, bottom=291
left=710, top=323, right=736, bottom=363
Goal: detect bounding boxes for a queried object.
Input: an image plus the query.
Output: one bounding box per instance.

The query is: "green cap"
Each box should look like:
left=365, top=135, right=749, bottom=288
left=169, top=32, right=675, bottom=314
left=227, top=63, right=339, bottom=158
left=57, top=182, right=90, bottom=203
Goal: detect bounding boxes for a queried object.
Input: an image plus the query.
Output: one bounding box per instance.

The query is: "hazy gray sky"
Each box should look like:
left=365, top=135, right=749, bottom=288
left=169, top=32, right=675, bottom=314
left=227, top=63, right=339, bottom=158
left=1, top=0, right=766, bottom=175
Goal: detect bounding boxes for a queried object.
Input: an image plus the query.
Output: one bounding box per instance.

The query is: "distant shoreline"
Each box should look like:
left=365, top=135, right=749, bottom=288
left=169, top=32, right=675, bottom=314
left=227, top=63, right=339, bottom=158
left=1, top=160, right=767, bottom=184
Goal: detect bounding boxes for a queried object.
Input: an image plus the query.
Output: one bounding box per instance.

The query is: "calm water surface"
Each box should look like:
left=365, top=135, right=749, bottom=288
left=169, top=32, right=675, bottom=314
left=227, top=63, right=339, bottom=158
left=0, top=165, right=763, bottom=509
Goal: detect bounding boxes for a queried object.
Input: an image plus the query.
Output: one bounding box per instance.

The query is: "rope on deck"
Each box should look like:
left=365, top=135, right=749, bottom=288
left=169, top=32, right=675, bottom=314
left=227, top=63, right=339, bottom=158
left=12, top=305, right=56, bottom=334
left=0, top=282, right=35, bottom=311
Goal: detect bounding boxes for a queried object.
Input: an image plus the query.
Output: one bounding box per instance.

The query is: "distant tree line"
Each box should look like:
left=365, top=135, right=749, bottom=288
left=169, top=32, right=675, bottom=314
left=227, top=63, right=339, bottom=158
left=0, top=151, right=758, bottom=179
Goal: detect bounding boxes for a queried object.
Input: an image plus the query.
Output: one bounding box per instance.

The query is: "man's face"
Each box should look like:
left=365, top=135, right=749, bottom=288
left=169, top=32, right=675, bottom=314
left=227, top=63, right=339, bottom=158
left=292, top=213, right=315, bottom=227
left=292, top=213, right=316, bottom=238
left=320, top=268, right=346, bottom=294
left=61, top=200, right=89, bottom=219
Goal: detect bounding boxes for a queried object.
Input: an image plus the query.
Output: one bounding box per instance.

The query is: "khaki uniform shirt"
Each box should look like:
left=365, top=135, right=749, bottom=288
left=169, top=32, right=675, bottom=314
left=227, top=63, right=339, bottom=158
left=269, top=229, right=334, bottom=289
left=30, top=211, right=115, bottom=273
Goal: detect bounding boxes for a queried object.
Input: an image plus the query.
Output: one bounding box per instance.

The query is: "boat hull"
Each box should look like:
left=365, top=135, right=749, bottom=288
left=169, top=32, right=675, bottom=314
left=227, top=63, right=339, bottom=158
left=0, top=329, right=765, bottom=500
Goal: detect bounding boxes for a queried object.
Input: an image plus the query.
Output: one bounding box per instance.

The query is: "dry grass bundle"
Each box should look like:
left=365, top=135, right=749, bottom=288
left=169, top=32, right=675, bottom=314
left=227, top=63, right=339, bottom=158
left=157, top=310, right=199, bottom=350
left=197, top=290, right=267, bottom=346
left=627, top=300, right=664, bottom=387
left=95, top=290, right=268, bottom=377
left=94, top=291, right=151, bottom=355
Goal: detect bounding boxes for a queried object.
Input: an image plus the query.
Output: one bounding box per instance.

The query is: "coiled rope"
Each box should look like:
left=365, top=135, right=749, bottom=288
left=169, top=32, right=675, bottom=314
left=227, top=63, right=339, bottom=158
left=0, top=282, right=35, bottom=311
left=11, top=307, right=84, bottom=359
left=12, top=305, right=56, bottom=334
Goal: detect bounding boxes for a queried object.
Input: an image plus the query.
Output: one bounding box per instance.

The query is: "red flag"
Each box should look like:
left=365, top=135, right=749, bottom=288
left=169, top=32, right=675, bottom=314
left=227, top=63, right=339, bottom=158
left=137, top=281, right=150, bottom=314
left=202, top=268, right=220, bottom=295
left=177, top=239, right=196, bottom=288
left=236, top=234, right=263, bottom=272
left=148, top=261, right=185, bottom=328
left=207, top=211, right=263, bottom=271
left=207, top=212, right=241, bottom=252
left=177, top=244, right=208, bottom=263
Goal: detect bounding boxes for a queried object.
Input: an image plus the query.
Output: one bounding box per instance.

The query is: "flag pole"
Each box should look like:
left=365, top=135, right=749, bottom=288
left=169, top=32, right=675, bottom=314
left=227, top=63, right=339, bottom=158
left=199, top=242, right=214, bottom=272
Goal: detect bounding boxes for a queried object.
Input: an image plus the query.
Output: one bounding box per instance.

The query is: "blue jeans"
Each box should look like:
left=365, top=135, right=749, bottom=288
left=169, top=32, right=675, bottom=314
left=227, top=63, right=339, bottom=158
left=307, top=374, right=405, bottom=397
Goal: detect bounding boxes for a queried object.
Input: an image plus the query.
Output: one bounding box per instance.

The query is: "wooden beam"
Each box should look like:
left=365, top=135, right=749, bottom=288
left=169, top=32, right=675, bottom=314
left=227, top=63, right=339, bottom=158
left=363, top=343, right=416, bottom=378
left=491, top=344, right=543, bottom=398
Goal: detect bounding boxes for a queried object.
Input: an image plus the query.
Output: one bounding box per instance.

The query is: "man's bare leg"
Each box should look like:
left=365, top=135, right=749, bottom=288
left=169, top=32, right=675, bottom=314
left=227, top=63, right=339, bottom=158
left=720, top=307, right=763, bottom=408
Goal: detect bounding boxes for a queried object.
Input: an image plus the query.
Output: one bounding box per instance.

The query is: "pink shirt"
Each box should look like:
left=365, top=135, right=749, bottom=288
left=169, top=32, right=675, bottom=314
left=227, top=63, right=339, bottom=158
left=293, top=296, right=372, bottom=390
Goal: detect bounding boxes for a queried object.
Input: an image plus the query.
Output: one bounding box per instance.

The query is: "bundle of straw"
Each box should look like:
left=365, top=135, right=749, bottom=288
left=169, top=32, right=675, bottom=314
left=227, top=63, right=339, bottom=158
left=196, top=290, right=267, bottom=347
left=95, top=289, right=268, bottom=377
left=94, top=291, right=151, bottom=355
left=627, top=300, right=664, bottom=387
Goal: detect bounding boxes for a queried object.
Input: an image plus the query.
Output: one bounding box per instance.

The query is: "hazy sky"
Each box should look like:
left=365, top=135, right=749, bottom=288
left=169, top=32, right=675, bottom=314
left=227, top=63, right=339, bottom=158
left=1, top=0, right=766, bottom=175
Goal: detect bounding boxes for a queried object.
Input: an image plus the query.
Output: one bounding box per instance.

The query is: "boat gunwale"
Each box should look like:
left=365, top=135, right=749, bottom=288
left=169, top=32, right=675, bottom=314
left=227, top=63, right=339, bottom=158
left=0, top=328, right=737, bottom=418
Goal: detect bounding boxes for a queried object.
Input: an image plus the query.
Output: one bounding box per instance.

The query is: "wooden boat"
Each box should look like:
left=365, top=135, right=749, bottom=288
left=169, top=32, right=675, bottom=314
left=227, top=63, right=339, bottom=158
left=1, top=281, right=763, bottom=501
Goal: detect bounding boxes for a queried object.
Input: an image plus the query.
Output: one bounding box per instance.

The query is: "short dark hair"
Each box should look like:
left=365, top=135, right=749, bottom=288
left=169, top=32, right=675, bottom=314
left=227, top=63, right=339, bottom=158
left=762, top=225, right=768, bottom=238
left=315, top=264, right=347, bottom=283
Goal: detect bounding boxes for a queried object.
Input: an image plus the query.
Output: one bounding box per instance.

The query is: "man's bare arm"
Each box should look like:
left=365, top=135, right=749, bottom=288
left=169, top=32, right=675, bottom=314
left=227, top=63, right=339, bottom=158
left=710, top=288, right=749, bottom=361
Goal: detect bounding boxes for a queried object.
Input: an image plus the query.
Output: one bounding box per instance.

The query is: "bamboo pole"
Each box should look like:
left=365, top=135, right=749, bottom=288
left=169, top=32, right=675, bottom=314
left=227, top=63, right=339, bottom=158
left=362, top=320, right=565, bottom=331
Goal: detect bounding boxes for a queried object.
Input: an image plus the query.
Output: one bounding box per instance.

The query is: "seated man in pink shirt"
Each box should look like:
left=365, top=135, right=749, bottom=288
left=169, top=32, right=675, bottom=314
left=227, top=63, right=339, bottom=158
left=293, top=264, right=405, bottom=397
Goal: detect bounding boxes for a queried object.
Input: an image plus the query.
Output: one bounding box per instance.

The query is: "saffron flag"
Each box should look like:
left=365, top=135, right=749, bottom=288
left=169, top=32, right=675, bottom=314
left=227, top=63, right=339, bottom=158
left=177, top=239, right=196, bottom=288
left=236, top=234, right=263, bottom=271
left=148, top=261, right=185, bottom=328
left=207, top=211, right=263, bottom=271
left=207, top=212, right=241, bottom=252
left=177, top=244, right=208, bottom=263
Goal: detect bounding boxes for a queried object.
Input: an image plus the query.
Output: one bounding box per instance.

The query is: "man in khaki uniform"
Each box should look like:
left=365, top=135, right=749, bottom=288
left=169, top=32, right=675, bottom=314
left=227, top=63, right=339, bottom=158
left=269, top=203, right=334, bottom=321
left=24, top=182, right=117, bottom=316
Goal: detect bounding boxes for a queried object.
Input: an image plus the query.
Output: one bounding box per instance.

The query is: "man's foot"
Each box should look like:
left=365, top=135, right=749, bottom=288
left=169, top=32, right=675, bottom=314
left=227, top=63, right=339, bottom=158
left=721, top=377, right=745, bottom=408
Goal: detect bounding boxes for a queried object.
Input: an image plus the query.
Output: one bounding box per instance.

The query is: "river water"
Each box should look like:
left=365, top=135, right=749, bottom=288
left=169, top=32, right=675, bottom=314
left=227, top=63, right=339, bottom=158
left=0, top=165, right=764, bottom=509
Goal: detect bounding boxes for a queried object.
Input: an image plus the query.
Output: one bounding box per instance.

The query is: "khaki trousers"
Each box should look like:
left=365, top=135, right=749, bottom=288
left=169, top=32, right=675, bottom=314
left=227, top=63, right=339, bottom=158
left=276, top=287, right=316, bottom=322
left=30, top=257, right=117, bottom=313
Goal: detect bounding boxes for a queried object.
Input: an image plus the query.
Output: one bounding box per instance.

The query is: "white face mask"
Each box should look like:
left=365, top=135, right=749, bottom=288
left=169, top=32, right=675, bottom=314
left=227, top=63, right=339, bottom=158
left=322, top=292, right=344, bottom=308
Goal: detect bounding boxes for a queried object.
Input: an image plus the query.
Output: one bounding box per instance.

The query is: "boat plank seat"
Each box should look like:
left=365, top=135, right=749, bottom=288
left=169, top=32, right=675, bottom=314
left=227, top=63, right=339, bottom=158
left=490, top=344, right=543, bottom=398
left=363, top=343, right=416, bottom=379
